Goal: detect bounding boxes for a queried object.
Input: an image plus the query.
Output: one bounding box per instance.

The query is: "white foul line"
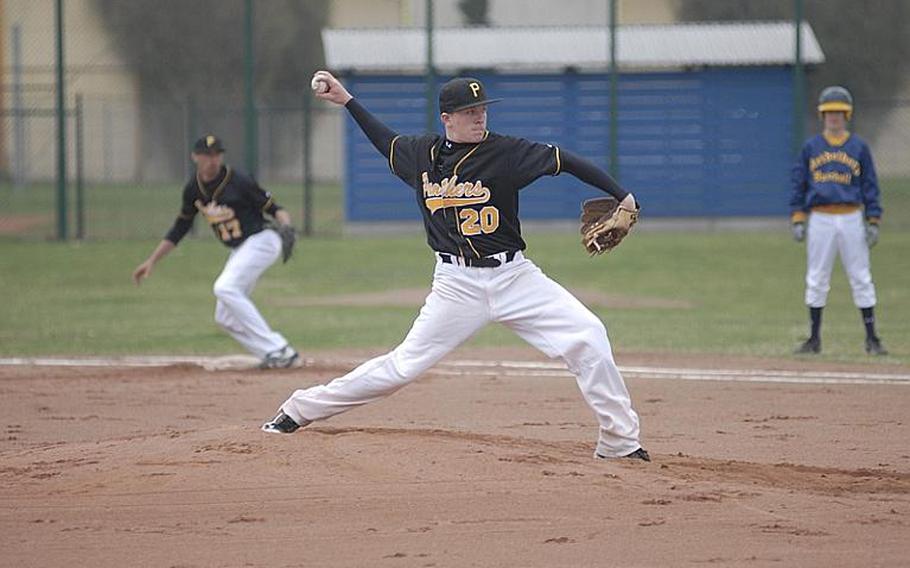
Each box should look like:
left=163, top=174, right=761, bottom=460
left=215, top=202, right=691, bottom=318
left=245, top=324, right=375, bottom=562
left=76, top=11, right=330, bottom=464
left=0, top=356, right=908, bottom=386
left=433, top=359, right=910, bottom=385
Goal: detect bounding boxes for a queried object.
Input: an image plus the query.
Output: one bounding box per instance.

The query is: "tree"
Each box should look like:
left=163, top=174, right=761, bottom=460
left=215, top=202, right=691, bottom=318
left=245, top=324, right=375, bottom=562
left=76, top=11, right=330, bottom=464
left=458, top=0, right=490, bottom=26
left=93, top=0, right=328, bottom=177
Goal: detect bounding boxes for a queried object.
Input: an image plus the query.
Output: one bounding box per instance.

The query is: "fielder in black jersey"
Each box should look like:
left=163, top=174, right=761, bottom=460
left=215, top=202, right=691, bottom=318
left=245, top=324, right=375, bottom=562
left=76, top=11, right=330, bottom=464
left=167, top=163, right=279, bottom=249
left=264, top=73, right=649, bottom=462
left=133, top=135, right=300, bottom=369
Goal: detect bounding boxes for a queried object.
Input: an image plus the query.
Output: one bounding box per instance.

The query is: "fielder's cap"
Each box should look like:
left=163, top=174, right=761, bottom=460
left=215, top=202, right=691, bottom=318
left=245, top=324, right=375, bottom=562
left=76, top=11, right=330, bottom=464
left=438, top=77, right=502, bottom=114
left=193, top=134, right=225, bottom=154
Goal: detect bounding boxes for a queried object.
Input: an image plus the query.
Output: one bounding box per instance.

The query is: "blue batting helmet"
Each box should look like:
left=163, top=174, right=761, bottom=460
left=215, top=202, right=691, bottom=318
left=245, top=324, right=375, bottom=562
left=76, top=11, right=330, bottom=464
left=817, top=86, right=853, bottom=121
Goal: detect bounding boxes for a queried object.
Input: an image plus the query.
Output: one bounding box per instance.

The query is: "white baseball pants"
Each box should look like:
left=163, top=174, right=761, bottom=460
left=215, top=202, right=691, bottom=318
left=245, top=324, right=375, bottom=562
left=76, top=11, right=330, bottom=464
left=805, top=210, right=876, bottom=308
left=280, top=252, right=642, bottom=457
left=213, top=229, right=289, bottom=358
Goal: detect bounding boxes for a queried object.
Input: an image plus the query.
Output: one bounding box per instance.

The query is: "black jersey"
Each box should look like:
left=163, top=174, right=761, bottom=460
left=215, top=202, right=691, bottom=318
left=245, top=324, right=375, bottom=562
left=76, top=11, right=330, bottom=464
left=345, top=98, right=627, bottom=259
left=165, top=165, right=281, bottom=248
left=389, top=132, right=560, bottom=257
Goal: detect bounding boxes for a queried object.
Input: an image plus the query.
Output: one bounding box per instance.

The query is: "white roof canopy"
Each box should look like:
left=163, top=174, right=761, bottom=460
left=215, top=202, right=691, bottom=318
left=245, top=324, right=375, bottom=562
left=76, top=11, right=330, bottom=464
left=324, top=22, right=825, bottom=73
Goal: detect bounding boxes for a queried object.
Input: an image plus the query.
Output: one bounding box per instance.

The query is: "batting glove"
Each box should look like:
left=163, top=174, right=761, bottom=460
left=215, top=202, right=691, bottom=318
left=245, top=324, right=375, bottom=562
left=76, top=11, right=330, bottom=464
left=865, top=223, right=879, bottom=248
left=791, top=222, right=806, bottom=243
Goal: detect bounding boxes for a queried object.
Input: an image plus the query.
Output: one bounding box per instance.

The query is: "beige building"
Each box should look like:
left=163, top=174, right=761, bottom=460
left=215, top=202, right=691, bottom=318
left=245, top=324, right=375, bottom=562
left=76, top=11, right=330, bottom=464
left=1, top=0, right=138, bottom=182
left=329, top=0, right=675, bottom=27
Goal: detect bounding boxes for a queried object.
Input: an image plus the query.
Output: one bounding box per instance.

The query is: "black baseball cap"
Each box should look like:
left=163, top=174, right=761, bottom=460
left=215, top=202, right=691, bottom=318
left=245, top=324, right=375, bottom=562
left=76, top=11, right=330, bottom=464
left=193, top=134, right=225, bottom=154
left=438, top=77, right=502, bottom=114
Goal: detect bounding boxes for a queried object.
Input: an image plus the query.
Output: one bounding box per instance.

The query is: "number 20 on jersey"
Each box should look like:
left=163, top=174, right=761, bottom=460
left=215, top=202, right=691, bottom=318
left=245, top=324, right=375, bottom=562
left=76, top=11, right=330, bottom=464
left=459, top=206, right=500, bottom=236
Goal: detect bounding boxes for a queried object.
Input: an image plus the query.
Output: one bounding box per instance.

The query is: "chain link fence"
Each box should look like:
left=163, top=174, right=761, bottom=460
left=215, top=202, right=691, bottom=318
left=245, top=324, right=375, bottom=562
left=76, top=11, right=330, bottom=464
left=0, top=0, right=341, bottom=241
left=1, top=0, right=907, bottom=240
left=862, top=99, right=910, bottom=179
left=62, top=94, right=343, bottom=240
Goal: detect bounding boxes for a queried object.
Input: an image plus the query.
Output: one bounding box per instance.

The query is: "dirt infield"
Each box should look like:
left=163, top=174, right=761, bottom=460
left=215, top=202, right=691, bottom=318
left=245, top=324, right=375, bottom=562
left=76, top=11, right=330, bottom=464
left=0, top=213, right=51, bottom=236
left=1, top=349, right=908, bottom=567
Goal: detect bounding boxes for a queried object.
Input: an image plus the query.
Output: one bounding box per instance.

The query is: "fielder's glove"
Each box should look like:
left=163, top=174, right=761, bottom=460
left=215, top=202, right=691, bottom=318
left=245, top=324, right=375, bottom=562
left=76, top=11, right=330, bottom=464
left=580, top=193, right=639, bottom=256
left=865, top=223, right=879, bottom=248
left=791, top=222, right=806, bottom=243
left=276, top=224, right=297, bottom=263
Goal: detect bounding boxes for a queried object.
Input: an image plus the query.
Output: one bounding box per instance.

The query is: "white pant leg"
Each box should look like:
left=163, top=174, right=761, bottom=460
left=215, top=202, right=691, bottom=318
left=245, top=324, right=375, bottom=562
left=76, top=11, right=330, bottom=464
left=836, top=211, right=876, bottom=308
left=212, top=229, right=288, bottom=357
left=805, top=212, right=839, bottom=308
left=281, top=261, right=489, bottom=423
left=491, top=257, right=641, bottom=458
left=214, top=299, right=244, bottom=335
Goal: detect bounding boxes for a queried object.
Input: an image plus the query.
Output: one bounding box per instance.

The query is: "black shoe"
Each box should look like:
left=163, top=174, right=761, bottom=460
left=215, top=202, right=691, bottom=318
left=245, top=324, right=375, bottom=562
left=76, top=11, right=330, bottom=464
left=795, top=337, right=821, bottom=354
left=261, top=411, right=304, bottom=434
left=865, top=336, right=889, bottom=356
left=623, top=448, right=651, bottom=462
left=595, top=447, right=651, bottom=462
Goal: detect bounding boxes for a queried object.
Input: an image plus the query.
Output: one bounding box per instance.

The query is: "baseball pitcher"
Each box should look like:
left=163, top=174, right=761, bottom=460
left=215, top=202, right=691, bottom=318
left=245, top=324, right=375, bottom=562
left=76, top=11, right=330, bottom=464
left=263, top=73, right=649, bottom=461
left=132, top=135, right=301, bottom=368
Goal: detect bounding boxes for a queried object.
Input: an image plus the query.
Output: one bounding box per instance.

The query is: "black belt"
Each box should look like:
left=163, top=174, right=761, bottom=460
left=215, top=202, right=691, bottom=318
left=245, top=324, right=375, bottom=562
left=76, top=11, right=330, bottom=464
left=438, top=250, right=518, bottom=268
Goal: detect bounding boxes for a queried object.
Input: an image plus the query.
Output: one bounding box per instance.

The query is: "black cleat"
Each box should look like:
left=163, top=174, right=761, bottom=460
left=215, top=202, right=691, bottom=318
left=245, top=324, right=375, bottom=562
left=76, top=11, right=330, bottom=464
left=622, top=448, right=651, bottom=462
left=865, top=337, right=889, bottom=356
left=595, top=447, right=651, bottom=462
left=261, top=411, right=304, bottom=434
left=794, top=337, right=821, bottom=354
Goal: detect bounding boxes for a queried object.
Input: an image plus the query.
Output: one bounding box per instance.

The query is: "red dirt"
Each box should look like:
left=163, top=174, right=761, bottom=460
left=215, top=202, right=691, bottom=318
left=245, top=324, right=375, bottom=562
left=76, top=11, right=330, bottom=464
left=1, top=348, right=907, bottom=567
left=0, top=213, right=52, bottom=236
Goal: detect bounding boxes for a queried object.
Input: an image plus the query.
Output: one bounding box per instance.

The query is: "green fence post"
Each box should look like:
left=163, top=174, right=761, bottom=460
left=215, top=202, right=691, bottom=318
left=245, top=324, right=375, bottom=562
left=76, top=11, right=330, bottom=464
left=184, top=95, right=197, bottom=177
left=793, top=0, right=805, bottom=155
left=425, top=0, right=435, bottom=133
left=244, top=0, right=258, bottom=177
left=302, top=91, right=313, bottom=236
left=608, top=0, right=619, bottom=180
left=12, top=24, right=25, bottom=190
left=184, top=96, right=198, bottom=236
left=75, top=93, right=85, bottom=240
left=55, top=0, right=67, bottom=241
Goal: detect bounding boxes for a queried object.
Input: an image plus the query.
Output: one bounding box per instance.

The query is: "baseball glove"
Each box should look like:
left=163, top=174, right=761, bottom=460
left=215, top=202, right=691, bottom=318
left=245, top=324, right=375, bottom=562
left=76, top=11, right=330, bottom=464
left=580, top=193, right=639, bottom=256
left=275, top=224, right=297, bottom=263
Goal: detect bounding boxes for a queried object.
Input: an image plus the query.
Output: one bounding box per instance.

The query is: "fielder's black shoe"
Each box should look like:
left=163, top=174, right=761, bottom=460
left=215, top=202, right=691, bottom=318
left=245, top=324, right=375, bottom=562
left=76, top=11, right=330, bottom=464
left=261, top=411, right=305, bottom=434
left=794, top=337, right=821, bottom=354
left=865, top=336, right=889, bottom=356
left=595, top=447, right=651, bottom=462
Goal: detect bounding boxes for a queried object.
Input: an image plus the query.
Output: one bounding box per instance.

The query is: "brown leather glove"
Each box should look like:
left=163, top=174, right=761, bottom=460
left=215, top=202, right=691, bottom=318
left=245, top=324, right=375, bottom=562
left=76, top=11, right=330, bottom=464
left=580, top=193, right=639, bottom=256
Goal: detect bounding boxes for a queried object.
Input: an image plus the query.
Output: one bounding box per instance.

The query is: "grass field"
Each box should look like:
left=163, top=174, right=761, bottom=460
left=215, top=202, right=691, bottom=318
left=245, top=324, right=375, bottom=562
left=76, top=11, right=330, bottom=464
left=1, top=228, right=906, bottom=363
left=2, top=177, right=907, bottom=362
left=0, top=181, right=344, bottom=239
left=3, top=176, right=910, bottom=239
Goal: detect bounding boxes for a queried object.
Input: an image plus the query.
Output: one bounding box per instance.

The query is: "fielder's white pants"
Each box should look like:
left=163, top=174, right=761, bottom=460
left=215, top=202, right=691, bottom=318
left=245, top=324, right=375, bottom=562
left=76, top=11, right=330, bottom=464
left=805, top=210, right=876, bottom=308
left=213, top=229, right=288, bottom=358
left=281, top=252, right=641, bottom=457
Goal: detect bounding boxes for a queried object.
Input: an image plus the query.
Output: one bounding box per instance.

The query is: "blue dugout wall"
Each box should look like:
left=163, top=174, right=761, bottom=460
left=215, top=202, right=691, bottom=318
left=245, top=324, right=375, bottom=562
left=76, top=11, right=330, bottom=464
left=344, top=68, right=793, bottom=221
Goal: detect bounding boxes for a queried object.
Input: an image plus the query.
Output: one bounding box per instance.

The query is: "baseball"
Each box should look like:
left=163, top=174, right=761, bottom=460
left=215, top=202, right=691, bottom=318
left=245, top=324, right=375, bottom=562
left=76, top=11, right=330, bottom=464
left=311, top=76, right=329, bottom=94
